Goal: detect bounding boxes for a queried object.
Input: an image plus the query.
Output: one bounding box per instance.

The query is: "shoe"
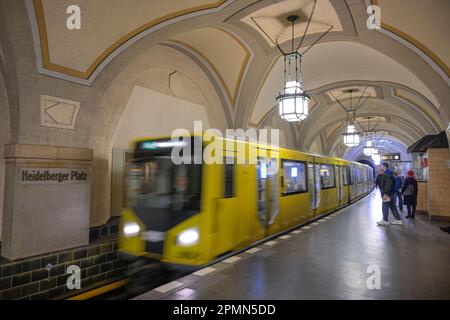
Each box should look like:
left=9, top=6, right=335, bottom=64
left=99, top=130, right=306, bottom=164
left=390, top=220, right=403, bottom=226
left=405, top=215, right=410, bottom=219
left=440, top=227, right=450, bottom=234
left=377, top=220, right=390, bottom=226
left=410, top=216, right=415, bottom=219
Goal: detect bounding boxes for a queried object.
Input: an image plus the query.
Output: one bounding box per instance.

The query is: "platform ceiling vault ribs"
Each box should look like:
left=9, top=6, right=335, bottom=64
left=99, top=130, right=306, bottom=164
left=21, top=0, right=450, bottom=161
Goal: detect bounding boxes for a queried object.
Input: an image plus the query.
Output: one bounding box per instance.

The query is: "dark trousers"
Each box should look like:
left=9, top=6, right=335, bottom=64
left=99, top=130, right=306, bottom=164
left=382, top=195, right=401, bottom=221
left=406, top=205, right=416, bottom=217
left=395, top=192, right=403, bottom=209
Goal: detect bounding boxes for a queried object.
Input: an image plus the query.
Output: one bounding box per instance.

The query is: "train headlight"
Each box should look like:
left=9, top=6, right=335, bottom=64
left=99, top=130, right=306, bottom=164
left=177, top=228, right=199, bottom=246
left=123, top=222, right=140, bottom=237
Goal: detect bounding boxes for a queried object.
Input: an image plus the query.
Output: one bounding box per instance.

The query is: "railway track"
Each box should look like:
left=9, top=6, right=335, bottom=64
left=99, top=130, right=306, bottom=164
left=67, top=262, right=187, bottom=300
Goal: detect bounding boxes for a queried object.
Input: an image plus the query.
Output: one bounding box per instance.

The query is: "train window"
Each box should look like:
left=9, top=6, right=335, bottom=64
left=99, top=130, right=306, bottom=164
left=354, top=167, right=360, bottom=183
left=281, top=160, right=307, bottom=195
left=125, top=158, right=202, bottom=212
left=320, top=164, right=335, bottom=189
left=349, top=165, right=354, bottom=185
left=357, top=168, right=363, bottom=183
left=224, top=162, right=234, bottom=198
left=343, top=166, right=350, bottom=186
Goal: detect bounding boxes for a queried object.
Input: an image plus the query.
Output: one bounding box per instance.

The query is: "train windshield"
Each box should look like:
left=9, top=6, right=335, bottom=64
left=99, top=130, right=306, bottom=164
left=125, top=157, right=202, bottom=212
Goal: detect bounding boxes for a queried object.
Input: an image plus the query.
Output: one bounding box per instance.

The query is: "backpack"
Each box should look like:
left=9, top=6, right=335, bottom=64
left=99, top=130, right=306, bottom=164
left=404, top=184, right=414, bottom=196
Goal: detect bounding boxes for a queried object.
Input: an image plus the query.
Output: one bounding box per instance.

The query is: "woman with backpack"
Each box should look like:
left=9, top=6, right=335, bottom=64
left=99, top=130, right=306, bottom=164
left=402, top=170, right=418, bottom=219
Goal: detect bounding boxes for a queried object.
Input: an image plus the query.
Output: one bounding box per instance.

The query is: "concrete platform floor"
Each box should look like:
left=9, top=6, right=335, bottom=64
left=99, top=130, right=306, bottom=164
left=135, top=190, right=450, bottom=300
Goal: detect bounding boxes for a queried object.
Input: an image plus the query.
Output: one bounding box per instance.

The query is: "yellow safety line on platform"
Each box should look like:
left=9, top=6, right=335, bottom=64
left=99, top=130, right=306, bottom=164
left=67, top=279, right=128, bottom=300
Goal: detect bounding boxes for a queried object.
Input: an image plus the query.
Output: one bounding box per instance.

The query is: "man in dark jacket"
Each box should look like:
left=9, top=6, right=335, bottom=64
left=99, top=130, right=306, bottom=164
left=377, top=163, right=403, bottom=226
left=375, top=172, right=383, bottom=191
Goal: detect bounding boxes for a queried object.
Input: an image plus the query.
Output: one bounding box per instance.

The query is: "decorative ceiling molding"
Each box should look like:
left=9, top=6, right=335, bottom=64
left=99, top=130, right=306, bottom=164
left=247, top=54, right=278, bottom=128
left=248, top=38, right=442, bottom=128
left=161, top=42, right=235, bottom=126
left=168, top=27, right=252, bottom=110
left=304, top=79, right=441, bottom=130
left=241, top=0, right=343, bottom=48
left=323, top=85, right=381, bottom=104
left=368, top=0, right=449, bottom=81
left=391, top=87, right=443, bottom=131
left=301, top=105, right=431, bottom=156
left=27, top=0, right=232, bottom=85
left=311, top=114, right=422, bottom=148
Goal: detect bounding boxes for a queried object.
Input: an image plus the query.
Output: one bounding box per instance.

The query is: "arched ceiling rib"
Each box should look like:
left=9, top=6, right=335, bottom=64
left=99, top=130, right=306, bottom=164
left=299, top=99, right=436, bottom=145
left=371, top=0, right=450, bottom=77
left=12, top=0, right=448, bottom=157
left=169, top=27, right=251, bottom=109
left=249, top=40, right=440, bottom=128
left=27, top=0, right=231, bottom=83
left=343, top=138, right=411, bottom=162
left=327, top=127, right=417, bottom=158
left=313, top=114, right=423, bottom=154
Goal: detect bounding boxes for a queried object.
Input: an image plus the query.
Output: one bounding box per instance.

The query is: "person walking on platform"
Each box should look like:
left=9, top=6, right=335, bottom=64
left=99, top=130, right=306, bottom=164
left=377, top=163, right=403, bottom=226
left=402, top=170, right=418, bottom=219
left=393, top=171, right=404, bottom=211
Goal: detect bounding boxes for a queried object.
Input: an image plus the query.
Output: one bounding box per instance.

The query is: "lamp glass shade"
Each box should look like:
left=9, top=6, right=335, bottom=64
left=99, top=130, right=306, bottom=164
left=278, top=81, right=309, bottom=122
left=363, top=140, right=377, bottom=155
left=343, top=125, right=360, bottom=146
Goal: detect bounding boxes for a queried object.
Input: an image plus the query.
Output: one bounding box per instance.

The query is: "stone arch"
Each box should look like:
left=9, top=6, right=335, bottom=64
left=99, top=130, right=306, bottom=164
left=0, top=72, right=10, bottom=238
left=89, top=44, right=228, bottom=225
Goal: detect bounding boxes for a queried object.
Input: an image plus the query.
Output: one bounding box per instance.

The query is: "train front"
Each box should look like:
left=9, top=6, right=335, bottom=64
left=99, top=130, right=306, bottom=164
left=119, top=137, right=205, bottom=269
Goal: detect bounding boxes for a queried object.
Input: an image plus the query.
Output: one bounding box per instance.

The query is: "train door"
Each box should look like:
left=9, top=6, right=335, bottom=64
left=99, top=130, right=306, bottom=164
left=307, top=163, right=316, bottom=215
left=256, top=157, right=279, bottom=236
left=337, top=165, right=343, bottom=206
left=315, top=164, right=321, bottom=212
left=345, top=166, right=351, bottom=203
left=214, top=158, right=238, bottom=255
left=308, top=161, right=321, bottom=214
left=350, top=164, right=357, bottom=200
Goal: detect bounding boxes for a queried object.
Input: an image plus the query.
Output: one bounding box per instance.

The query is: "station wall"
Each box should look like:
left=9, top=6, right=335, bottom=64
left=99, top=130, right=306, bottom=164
left=0, top=75, right=10, bottom=239
left=109, top=85, right=211, bottom=217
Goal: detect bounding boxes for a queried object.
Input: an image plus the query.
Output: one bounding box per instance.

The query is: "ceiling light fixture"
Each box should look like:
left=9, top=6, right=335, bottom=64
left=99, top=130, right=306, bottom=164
left=331, top=88, right=371, bottom=147
left=359, top=116, right=380, bottom=155
left=251, top=0, right=333, bottom=122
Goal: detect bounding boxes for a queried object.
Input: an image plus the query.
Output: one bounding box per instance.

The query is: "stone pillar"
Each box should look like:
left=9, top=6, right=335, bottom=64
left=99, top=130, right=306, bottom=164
left=1, top=144, right=93, bottom=260
left=427, top=148, right=450, bottom=219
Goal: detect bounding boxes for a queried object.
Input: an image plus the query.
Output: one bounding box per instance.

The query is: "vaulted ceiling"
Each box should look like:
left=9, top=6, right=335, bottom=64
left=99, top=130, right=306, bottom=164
left=13, top=0, right=450, bottom=160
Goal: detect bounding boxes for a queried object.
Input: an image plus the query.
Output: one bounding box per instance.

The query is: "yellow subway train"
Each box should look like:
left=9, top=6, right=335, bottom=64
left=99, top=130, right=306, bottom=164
left=119, top=134, right=373, bottom=268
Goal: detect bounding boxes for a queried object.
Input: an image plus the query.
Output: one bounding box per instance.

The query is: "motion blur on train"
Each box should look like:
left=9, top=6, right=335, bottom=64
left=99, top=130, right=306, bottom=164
left=119, top=134, right=373, bottom=269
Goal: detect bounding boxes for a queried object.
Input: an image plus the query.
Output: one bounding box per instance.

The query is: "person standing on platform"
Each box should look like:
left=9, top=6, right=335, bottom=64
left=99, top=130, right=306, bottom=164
left=402, top=170, right=418, bottom=219
left=393, top=171, right=404, bottom=211
left=375, top=169, right=383, bottom=192
left=377, top=162, right=403, bottom=226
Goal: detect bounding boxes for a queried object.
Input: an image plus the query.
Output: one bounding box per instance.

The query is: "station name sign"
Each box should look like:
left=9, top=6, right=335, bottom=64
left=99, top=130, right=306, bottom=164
left=19, top=168, right=89, bottom=184
left=381, top=153, right=401, bottom=161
